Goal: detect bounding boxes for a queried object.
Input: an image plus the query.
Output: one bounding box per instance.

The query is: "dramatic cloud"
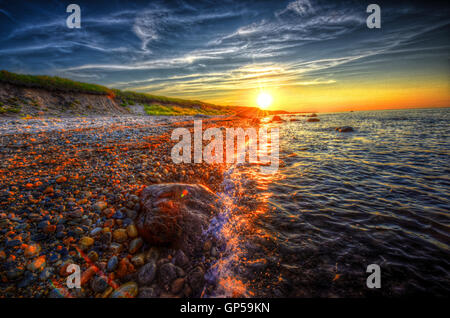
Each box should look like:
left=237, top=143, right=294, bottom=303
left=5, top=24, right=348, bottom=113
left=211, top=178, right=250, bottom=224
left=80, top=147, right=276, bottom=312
left=0, top=0, right=448, bottom=106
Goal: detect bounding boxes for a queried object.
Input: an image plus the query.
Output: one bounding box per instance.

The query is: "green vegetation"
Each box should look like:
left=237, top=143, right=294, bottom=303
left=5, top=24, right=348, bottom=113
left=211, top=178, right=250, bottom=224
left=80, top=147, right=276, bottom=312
left=0, top=70, right=235, bottom=116
left=143, top=103, right=231, bottom=116
left=0, top=105, right=21, bottom=114
left=0, top=70, right=111, bottom=95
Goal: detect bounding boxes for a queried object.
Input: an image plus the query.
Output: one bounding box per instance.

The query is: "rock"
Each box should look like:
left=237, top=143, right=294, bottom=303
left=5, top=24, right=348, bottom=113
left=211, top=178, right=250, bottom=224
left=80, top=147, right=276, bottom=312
left=107, top=256, right=118, bottom=272
left=137, top=261, right=157, bottom=285
left=136, top=183, right=221, bottom=256
left=171, top=278, right=185, bottom=294
left=101, top=286, right=113, bottom=298
left=138, top=287, right=158, bottom=298
left=43, top=186, right=54, bottom=194
left=81, top=266, right=97, bottom=286
left=79, top=236, right=94, bottom=250
left=336, top=126, right=354, bottom=132
left=110, top=282, right=138, bottom=298
left=126, top=209, right=138, bottom=220
left=173, top=250, right=189, bottom=268
left=129, top=238, right=143, bottom=254
left=87, top=251, right=98, bottom=262
left=17, top=271, right=36, bottom=288
left=203, top=240, right=212, bottom=252
left=188, top=266, right=205, bottom=294
left=7, top=268, right=23, bottom=280
left=116, top=258, right=134, bottom=278
left=6, top=239, right=21, bottom=248
left=90, top=227, right=103, bottom=237
left=131, top=254, right=145, bottom=267
left=211, top=247, right=218, bottom=257
left=109, top=243, right=122, bottom=254
left=158, top=263, right=178, bottom=287
left=307, top=118, right=320, bottom=122
left=270, top=115, right=283, bottom=123
left=56, top=176, right=67, bottom=183
left=24, top=244, right=41, bottom=258
left=112, top=229, right=128, bottom=243
left=145, top=247, right=160, bottom=262
left=27, top=256, right=46, bottom=272
left=91, top=275, right=109, bottom=293
left=94, top=201, right=107, bottom=212
left=39, top=267, right=53, bottom=281
left=126, top=224, right=138, bottom=238
left=100, top=231, right=112, bottom=245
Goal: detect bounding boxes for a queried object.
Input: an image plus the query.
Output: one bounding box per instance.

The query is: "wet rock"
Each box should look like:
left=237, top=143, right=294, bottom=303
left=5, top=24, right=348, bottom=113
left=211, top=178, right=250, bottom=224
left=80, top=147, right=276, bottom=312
left=138, top=261, right=157, bottom=285
left=307, top=118, right=320, bottom=122
left=136, top=183, right=221, bottom=256
left=336, top=126, right=354, bottom=132
left=271, top=115, right=283, bottom=123
left=110, top=282, right=138, bottom=298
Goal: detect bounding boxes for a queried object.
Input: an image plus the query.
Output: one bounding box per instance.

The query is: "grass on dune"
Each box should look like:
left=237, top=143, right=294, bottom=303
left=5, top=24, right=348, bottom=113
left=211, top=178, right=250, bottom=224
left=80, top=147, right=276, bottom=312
left=0, top=70, right=233, bottom=116
left=143, top=104, right=229, bottom=116
left=0, top=70, right=111, bottom=95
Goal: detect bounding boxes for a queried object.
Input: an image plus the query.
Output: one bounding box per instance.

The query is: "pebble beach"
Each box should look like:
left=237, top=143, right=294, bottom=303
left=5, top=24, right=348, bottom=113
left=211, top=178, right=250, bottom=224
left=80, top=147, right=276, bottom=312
left=0, top=115, right=232, bottom=298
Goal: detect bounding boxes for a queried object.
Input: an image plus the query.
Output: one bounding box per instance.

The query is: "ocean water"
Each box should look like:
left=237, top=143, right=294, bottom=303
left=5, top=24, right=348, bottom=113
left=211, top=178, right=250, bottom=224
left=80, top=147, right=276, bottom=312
left=212, top=108, right=450, bottom=297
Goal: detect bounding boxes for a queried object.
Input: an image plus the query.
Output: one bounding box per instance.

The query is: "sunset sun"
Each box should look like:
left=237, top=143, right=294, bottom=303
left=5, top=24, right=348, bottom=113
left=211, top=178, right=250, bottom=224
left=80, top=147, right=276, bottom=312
left=257, top=92, right=273, bottom=109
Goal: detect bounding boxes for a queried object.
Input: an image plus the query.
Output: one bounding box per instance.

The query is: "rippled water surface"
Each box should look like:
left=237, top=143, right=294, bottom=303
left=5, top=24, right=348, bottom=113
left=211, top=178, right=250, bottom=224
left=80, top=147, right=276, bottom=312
left=216, top=108, right=449, bottom=297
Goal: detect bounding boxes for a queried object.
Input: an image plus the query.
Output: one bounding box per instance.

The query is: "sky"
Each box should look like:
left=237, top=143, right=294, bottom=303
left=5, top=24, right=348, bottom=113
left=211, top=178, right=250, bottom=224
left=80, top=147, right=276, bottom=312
left=0, top=0, right=449, bottom=112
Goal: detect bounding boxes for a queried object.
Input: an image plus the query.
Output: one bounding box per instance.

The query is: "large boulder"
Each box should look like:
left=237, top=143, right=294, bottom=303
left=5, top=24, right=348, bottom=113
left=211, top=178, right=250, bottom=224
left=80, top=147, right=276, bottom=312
left=136, top=183, right=221, bottom=256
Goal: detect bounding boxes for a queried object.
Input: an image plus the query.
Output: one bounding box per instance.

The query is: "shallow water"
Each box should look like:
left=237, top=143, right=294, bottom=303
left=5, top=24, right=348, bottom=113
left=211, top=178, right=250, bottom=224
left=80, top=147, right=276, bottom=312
left=215, top=108, right=450, bottom=297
